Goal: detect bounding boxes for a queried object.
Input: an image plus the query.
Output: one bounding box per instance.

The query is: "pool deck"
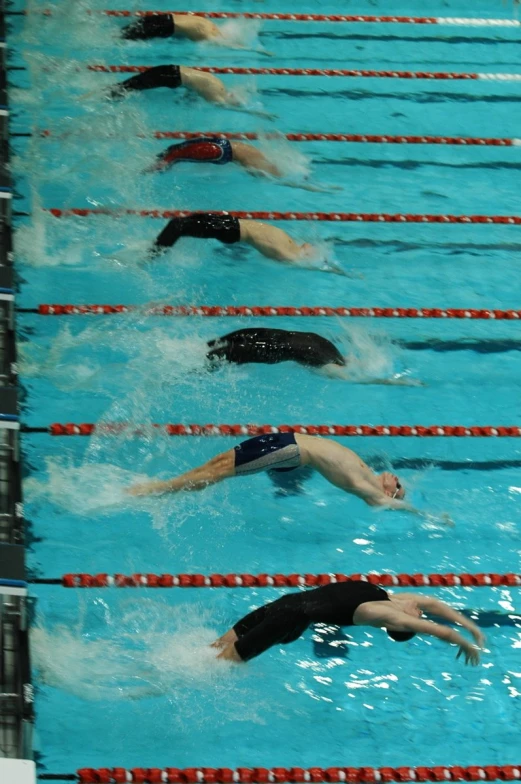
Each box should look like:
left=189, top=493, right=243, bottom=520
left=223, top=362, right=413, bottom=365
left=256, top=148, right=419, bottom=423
left=0, top=0, right=33, bottom=774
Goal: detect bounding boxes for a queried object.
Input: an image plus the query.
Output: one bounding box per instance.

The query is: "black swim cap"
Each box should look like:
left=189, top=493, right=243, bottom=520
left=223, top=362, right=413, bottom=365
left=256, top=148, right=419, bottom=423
left=387, top=630, right=416, bottom=642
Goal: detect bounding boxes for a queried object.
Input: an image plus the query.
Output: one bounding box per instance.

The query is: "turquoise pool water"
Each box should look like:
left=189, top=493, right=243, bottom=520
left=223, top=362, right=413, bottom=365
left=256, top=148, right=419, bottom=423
left=10, top=0, right=521, bottom=775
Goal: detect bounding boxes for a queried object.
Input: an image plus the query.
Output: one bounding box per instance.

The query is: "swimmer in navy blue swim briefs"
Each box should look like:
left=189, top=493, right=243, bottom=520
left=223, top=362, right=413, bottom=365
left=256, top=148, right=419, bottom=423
left=128, top=433, right=412, bottom=511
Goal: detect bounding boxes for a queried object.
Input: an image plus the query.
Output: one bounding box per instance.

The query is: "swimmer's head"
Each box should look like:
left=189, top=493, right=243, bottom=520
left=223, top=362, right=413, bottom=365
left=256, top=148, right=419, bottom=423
left=386, top=596, right=420, bottom=641
left=387, top=630, right=416, bottom=642
left=380, top=472, right=405, bottom=500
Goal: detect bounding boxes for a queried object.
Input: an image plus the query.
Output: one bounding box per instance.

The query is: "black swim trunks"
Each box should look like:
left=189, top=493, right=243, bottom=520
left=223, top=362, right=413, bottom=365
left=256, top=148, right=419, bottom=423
left=207, top=328, right=345, bottom=368
left=233, top=581, right=395, bottom=661
left=110, top=65, right=182, bottom=99
left=234, top=433, right=301, bottom=476
left=152, top=212, right=241, bottom=253
left=122, top=14, right=175, bottom=40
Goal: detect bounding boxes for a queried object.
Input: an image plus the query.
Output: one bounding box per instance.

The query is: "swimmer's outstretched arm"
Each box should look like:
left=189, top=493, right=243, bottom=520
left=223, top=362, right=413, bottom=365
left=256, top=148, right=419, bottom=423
left=329, top=475, right=420, bottom=513
left=412, top=595, right=485, bottom=647
left=361, top=605, right=482, bottom=665
left=316, top=365, right=424, bottom=384
left=221, top=101, right=278, bottom=121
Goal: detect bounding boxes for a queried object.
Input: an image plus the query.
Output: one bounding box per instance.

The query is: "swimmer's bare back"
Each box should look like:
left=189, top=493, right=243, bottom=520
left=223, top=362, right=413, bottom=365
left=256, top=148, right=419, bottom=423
left=239, top=220, right=309, bottom=262
left=180, top=69, right=276, bottom=118
left=178, top=67, right=231, bottom=104
left=294, top=435, right=409, bottom=508
left=173, top=14, right=222, bottom=41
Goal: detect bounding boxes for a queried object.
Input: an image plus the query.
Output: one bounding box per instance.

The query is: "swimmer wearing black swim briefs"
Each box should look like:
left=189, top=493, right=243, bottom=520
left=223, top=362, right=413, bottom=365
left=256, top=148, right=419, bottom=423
left=122, top=14, right=175, bottom=40
left=108, top=65, right=183, bottom=99
left=151, top=212, right=241, bottom=255
left=206, top=328, right=345, bottom=369
left=212, top=581, right=484, bottom=665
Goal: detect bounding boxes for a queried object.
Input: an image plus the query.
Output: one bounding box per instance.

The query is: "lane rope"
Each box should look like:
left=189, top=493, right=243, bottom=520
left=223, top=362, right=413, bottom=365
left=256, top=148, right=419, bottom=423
left=101, top=11, right=521, bottom=27
left=32, top=423, right=521, bottom=437
left=36, top=765, right=521, bottom=783
left=30, top=305, right=521, bottom=320
left=39, top=130, right=521, bottom=146
left=46, top=208, right=521, bottom=224
left=33, top=573, right=521, bottom=588
left=88, top=64, right=521, bottom=81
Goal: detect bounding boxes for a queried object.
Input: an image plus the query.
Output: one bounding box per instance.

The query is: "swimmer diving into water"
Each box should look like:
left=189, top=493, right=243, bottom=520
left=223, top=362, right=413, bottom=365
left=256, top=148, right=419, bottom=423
left=149, top=212, right=344, bottom=273
left=128, top=432, right=410, bottom=508
left=145, top=136, right=342, bottom=193
left=212, top=580, right=484, bottom=664
left=121, top=13, right=272, bottom=55
left=207, top=328, right=421, bottom=385
left=106, top=65, right=275, bottom=119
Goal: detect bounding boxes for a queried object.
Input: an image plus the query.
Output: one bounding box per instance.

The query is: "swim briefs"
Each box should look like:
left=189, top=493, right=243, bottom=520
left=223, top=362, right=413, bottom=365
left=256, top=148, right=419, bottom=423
left=234, top=433, right=301, bottom=476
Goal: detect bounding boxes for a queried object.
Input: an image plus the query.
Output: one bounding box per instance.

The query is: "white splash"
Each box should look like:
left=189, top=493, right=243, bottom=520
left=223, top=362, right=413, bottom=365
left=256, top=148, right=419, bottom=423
left=23, top=457, right=146, bottom=516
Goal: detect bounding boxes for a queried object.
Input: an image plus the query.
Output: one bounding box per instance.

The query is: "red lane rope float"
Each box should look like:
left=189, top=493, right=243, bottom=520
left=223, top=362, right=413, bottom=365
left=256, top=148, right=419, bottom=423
left=49, top=572, right=521, bottom=587
left=34, top=305, right=521, bottom=320
left=88, top=64, right=521, bottom=81
left=151, top=131, right=521, bottom=147
left=44, top=423, right=521, bottom=437
left=39, top=129, right=521, bottom=146
left=46, top=208, right=521, bottom=224
left=101, top=11, right=521, bottom=27
left=41, top=766, right=521, bottom=784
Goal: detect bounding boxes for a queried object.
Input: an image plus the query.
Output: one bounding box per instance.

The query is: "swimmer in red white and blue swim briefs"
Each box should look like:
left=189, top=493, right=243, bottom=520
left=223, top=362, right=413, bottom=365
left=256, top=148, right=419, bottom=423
left=146, top=135, right=281, bottom=179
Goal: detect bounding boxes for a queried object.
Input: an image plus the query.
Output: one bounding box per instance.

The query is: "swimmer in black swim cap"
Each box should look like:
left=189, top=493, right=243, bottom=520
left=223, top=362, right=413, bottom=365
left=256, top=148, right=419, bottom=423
left=212, top=582, right=485, bottom=664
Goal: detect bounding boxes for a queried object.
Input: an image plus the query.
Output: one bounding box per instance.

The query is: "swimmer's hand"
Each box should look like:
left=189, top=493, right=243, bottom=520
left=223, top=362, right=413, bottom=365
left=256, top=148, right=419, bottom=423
left=367, top=376, right=426, bottom=387
left=222, top=100, right=278, bottom=120
left=471, top=628, right=486, bottom=649
left=321, top=261, right=349, bottom=276
left=456, top=641, right=480, bottom=666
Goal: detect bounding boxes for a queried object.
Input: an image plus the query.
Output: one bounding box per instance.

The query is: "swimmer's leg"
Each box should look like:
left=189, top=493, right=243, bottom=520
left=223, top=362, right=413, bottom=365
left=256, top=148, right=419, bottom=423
left=121, top=13, right=175, bottom=40
left=128, top=449, right=236, bottom=496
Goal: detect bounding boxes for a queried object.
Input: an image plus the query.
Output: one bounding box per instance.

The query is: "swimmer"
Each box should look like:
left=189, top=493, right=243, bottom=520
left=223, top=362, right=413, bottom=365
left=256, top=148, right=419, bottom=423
left=105, top=65, right=276, bottom=119
left=121, top=13, right=272, bottom=55
left=206, top=328, right=422, bottom=385
left=212, top=580, right=485, bottom=664
left=149, top=212, right=344, bottom=273
left=128, top=432, right=411, bottom=509
left=145, top=136, right=342, bottom=193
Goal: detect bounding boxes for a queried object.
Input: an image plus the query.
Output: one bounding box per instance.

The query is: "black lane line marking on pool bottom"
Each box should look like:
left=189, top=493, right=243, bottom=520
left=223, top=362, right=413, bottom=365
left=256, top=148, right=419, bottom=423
left=397, top=339, right=521, bottom=354
left=379, top=458, right=521, bottom=472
